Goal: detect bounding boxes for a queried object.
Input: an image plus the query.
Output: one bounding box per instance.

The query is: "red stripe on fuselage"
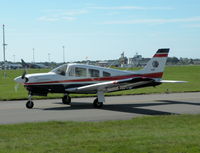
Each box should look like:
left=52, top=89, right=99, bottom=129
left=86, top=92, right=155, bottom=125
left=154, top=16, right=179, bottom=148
left=24, top=72, right=163, bottom=85
left=153, top=54, right=168, bottom=57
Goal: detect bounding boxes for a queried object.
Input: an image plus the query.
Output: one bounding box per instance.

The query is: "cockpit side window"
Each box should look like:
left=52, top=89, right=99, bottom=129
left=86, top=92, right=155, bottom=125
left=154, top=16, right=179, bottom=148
left=103, top=71, right=111, bottom=77
left=51, top=64, right=68, bottom=76
left=75, top=67, right=87, bottom=77
left=89, top=69, right=99, bottom=77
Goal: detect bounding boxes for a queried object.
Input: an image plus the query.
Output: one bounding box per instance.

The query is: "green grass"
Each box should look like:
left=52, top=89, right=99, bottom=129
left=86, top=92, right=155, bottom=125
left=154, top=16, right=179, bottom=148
left=0, top=65, right=200, bottom=100
left=1, top=114, right=200, bottom=153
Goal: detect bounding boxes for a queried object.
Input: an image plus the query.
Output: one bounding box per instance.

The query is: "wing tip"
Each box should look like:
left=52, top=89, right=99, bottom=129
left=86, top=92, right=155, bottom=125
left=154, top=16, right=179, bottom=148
left=160, top=80, right=188, bottom=83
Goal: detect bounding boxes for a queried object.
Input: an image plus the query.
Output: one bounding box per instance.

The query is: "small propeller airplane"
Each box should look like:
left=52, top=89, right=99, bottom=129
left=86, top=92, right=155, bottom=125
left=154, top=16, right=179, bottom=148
left=14, top=48, right=186, bottom=109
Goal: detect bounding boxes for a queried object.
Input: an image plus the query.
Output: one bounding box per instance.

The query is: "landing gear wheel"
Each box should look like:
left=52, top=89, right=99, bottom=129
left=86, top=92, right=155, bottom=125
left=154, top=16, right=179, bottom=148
left=26, top=101, right=34, bottom=109
left=93, top=98, right=103, bottom=108
left=62, top=95, right=71, bottom=104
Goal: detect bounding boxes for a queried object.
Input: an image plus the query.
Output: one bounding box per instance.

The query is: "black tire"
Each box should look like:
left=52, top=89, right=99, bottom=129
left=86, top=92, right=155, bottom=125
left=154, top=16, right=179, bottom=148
left=62, top=95, right=71, bottom=104
left=26, top=101, right=34, bottom=109
left=93, top=98, right=103, bottom=108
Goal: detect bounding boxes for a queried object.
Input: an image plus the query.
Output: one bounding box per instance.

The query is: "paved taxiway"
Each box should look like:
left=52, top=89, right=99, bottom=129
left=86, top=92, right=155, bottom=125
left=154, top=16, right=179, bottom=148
left=0, top=92, right=200, bottom=124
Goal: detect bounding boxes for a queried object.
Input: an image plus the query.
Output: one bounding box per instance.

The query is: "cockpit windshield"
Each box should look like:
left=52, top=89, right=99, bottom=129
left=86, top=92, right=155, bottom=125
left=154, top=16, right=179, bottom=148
left=51, top=64, right=68, bottom=76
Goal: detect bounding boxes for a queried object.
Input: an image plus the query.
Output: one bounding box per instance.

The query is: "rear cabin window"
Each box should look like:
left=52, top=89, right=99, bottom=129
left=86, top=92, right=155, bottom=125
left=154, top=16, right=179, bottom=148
left=103, top=71, right=111, bottom=77
left=89, top=69, right=99, bottom=77
left=75, top=67, right=87, bottom=77
left=69, top=67, right=75, bottom=76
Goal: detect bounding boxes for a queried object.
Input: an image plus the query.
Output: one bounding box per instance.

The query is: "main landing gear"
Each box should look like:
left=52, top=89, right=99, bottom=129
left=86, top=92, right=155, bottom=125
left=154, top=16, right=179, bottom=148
left=93, top=91, right=105, bottom=108
left=62, top=94, right=71, bottom=105
left=61, top=91, right=105, bottom=108
left=93, top=98, right=103, bottom=108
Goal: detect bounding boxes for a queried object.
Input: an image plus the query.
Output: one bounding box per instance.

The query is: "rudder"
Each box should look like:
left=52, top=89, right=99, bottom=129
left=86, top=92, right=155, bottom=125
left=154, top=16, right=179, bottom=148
left=137, top=48, right=169, bottom=78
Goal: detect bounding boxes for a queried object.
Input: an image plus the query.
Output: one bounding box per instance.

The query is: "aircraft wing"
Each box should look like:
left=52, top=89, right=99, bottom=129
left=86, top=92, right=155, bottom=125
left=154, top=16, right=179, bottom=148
left=66, top=77, right=155, bottom=93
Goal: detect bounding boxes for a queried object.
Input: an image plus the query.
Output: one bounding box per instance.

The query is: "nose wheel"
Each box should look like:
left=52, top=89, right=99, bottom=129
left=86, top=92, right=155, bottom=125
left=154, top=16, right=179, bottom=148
left=26, top=94, right=34, bottom=109
left=62, top=94, right=71, bottom=105
left=26, top=100, right=34, bottom=109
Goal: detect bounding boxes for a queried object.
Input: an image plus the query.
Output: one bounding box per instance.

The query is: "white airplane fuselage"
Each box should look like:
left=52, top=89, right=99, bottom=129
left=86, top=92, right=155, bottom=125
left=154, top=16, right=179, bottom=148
left=15, top=48, right=183, bottom=109
left=15, top=63, right=162, bottom=96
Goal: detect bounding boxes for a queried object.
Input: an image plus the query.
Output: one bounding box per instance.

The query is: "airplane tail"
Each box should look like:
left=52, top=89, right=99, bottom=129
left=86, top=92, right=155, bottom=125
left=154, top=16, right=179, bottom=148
left=137, top=48, right=169, bottom=79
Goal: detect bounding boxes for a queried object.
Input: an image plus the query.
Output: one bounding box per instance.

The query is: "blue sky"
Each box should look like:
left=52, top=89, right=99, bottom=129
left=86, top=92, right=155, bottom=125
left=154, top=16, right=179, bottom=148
left=1, top=0, right=200, bottom=62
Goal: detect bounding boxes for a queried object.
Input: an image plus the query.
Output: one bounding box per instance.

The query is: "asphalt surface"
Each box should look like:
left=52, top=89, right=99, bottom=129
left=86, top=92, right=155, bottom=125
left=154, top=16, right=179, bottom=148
left=0, top=92, right=200, bottom=124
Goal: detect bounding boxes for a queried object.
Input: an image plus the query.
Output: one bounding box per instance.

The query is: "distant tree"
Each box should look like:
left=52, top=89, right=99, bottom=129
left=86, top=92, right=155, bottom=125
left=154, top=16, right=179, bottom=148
left=189, top=59, right=194, bottom=64
left=167, top=57, right=179, bottom=64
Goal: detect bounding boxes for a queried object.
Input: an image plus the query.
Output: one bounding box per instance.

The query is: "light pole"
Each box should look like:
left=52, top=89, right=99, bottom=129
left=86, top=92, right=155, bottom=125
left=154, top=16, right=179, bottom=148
left=63, top=46, right=65, bottom=63
left=32, top=48, right=35, bottom=63
left=48, top=53, right=51, bottom=62
left=2, top=24, right=8, bottom=69
left=13, top=54, right=15, bottom=63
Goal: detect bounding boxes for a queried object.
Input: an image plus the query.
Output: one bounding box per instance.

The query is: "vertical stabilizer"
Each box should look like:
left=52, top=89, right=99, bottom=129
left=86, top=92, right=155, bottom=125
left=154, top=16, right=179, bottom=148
left=137, top=48, right=169, bottom=78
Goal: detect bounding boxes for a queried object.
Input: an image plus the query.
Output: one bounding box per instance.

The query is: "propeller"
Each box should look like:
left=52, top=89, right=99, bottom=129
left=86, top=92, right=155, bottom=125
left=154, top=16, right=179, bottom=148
left=21, top=59, right=29, bottom=83
left=14, top=59, right=29, bottom=88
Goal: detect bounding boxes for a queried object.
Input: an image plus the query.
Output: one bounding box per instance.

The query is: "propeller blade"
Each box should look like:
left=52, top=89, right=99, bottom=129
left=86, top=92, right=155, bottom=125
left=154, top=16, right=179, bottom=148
left=21, top=59, right=28, bottom=81
left=21, top=70, right=26, bottom=79
left=14, top=83, right=20, bottom=92
left=21, top=59, right=28, bottom=68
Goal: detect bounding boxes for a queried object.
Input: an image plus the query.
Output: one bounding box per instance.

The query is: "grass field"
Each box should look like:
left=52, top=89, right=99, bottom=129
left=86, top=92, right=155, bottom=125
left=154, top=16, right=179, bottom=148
left=0, top=114, right=200, bottom=153
left=0, top=65, right=200, bottom=100
left=0, top=67, right=200, bottom=153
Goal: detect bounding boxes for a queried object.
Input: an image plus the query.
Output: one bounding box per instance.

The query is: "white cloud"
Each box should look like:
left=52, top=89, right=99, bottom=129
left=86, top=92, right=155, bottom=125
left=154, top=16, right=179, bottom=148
left=38, top=16, right=76, bottom=22
left=38, top=16, right=59, bottom=22
left=63, top=10, right=88, bottom=16
left=101, top=17, right=200, bottom=25
left=38, top=9, right=87, bottom=22
left=61, top=16, right=76, bottom=21
left=42, top=9, right=88, bottom=15
left=89, top=6, right=173, bottom=10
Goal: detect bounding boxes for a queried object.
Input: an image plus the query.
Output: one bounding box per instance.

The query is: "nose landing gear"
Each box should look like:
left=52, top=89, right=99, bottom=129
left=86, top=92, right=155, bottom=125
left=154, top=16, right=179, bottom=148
left=26, top=94, right=34, bottom=109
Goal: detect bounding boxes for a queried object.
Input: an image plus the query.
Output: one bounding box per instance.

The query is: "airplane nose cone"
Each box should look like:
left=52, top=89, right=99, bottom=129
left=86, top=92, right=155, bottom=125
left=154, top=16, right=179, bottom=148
left=14, top=76, right=25, bottom=84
